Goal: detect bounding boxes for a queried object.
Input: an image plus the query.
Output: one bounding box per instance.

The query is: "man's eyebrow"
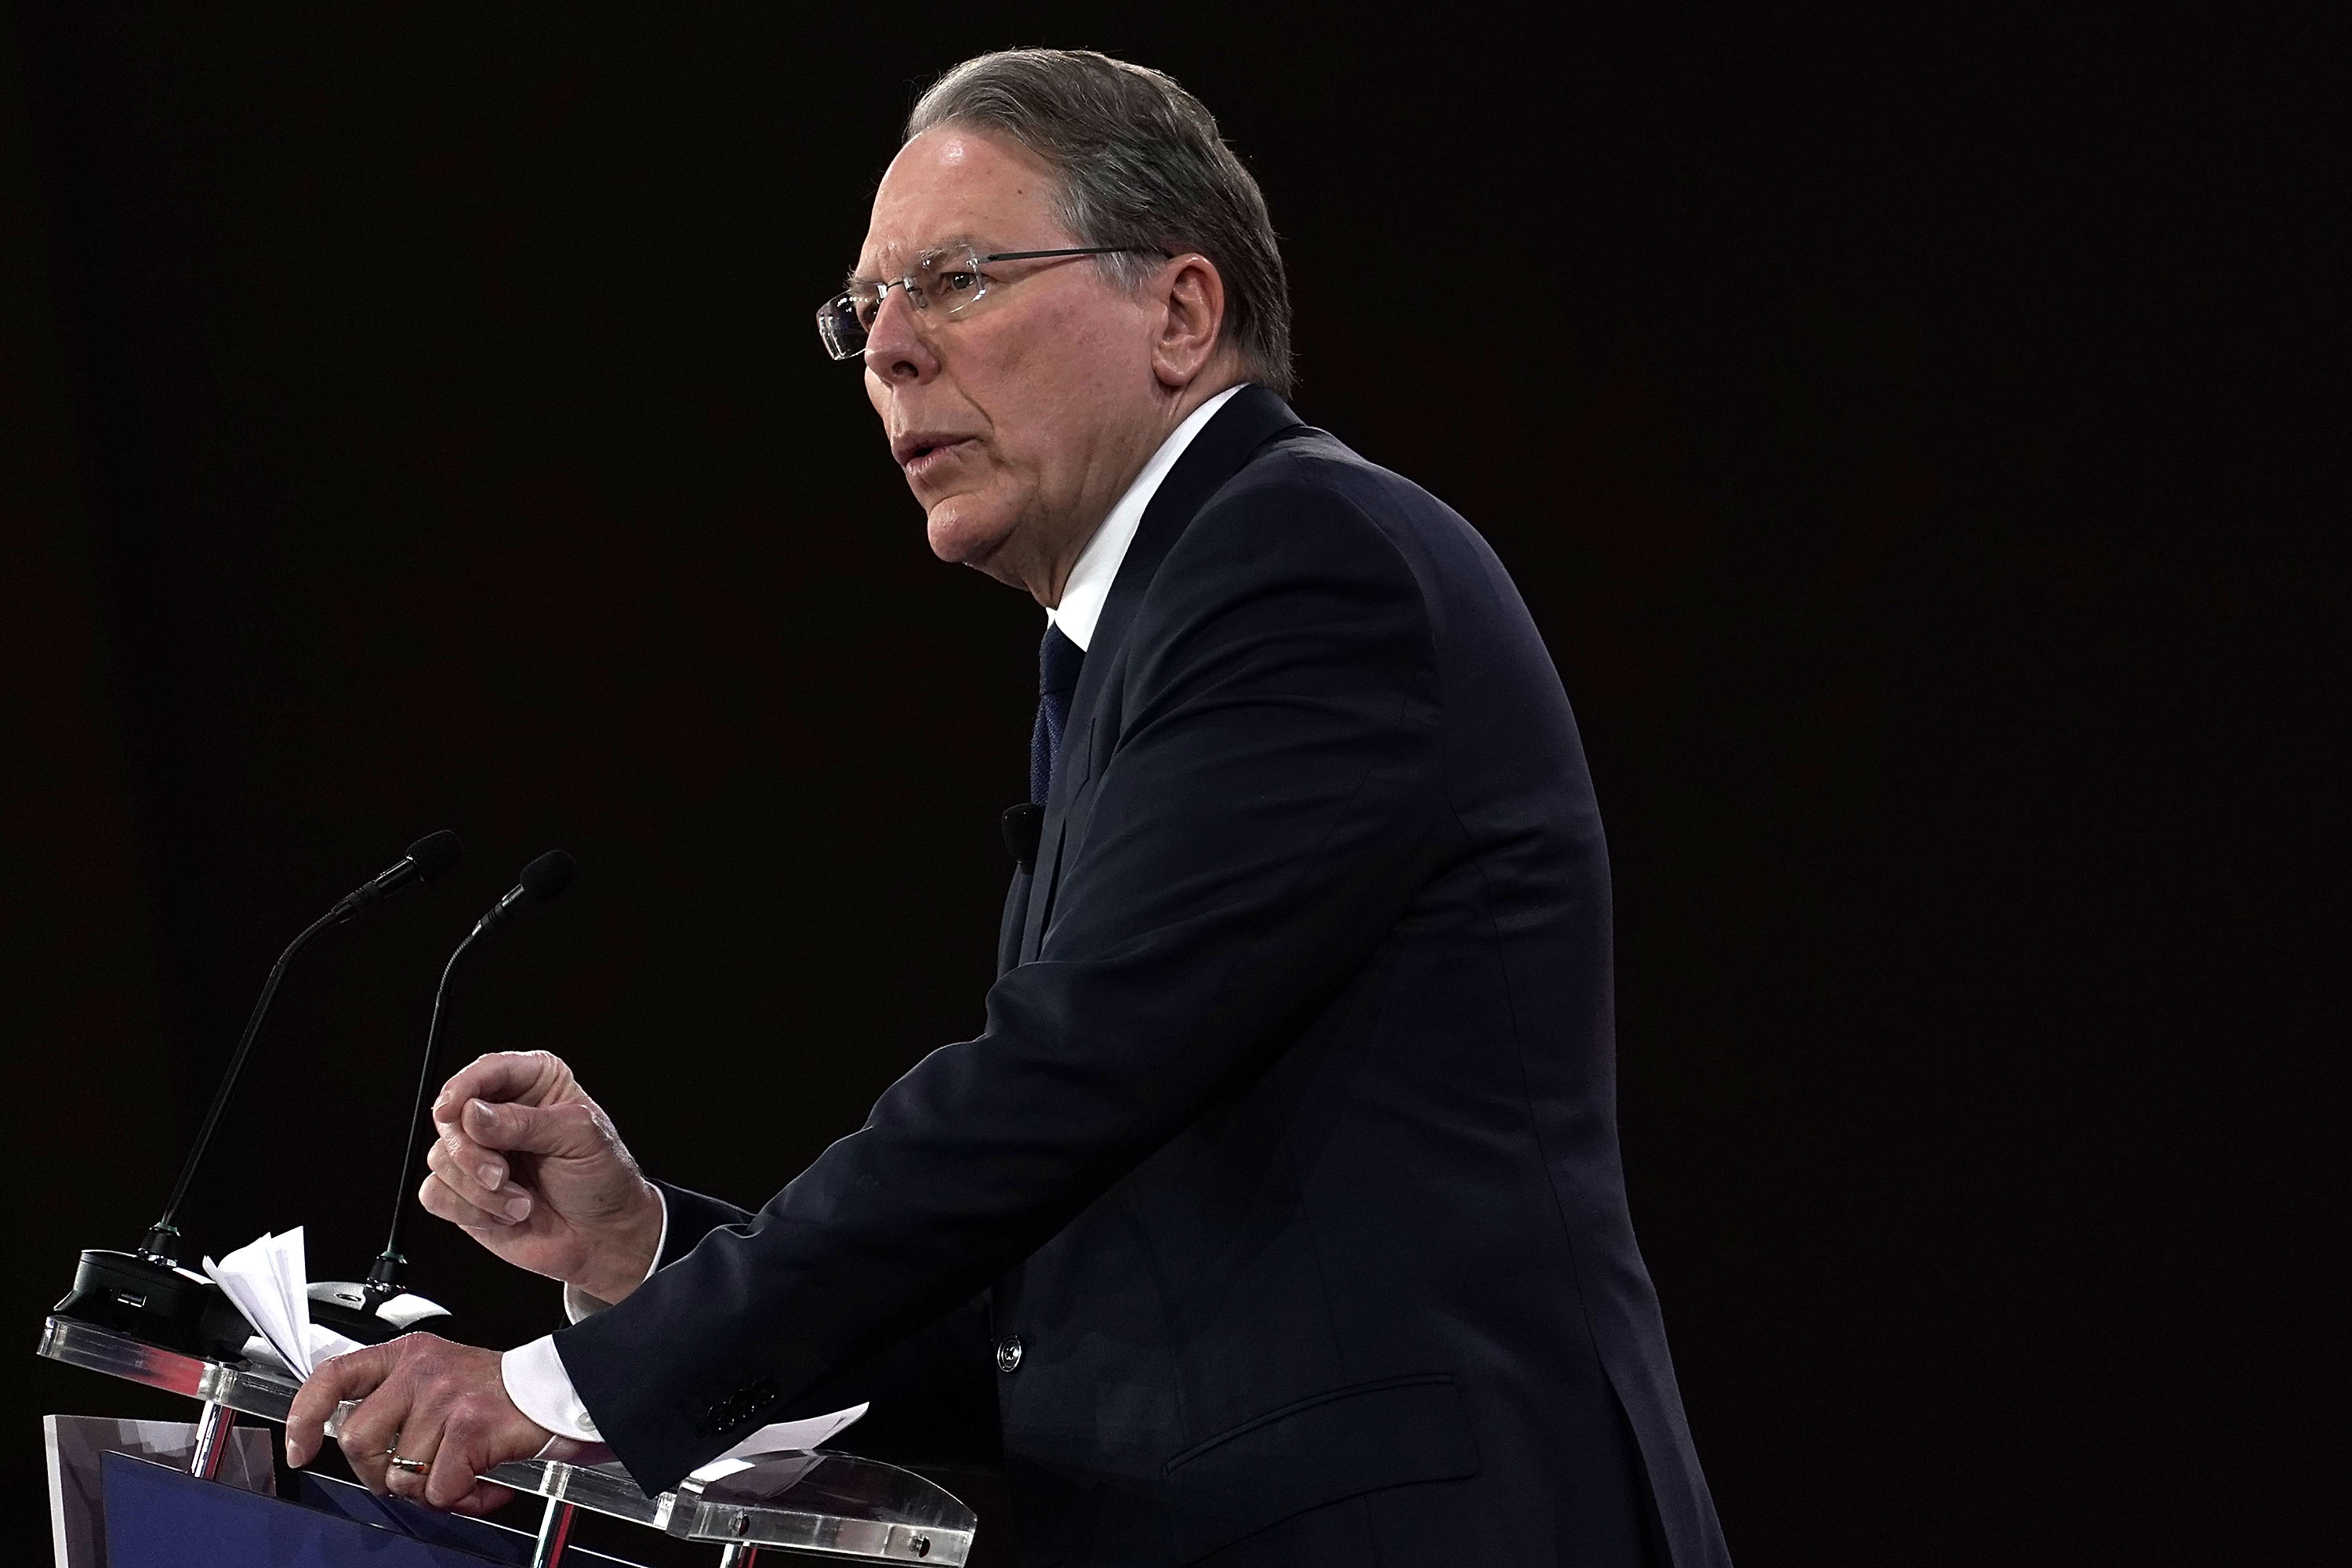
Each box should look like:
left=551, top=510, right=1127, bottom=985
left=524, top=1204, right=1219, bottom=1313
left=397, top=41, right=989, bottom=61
left=847, top=237, right=984, bottom=288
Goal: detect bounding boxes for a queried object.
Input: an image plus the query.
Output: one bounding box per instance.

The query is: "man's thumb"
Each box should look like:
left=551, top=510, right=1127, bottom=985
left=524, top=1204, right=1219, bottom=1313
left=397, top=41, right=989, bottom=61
left=464, top=1096, right=595, bottom=1156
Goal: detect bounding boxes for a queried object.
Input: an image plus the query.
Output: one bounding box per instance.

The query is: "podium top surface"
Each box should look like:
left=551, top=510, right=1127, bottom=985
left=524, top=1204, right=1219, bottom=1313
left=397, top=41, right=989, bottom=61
left=40, top=1315, right=975, bottom=1565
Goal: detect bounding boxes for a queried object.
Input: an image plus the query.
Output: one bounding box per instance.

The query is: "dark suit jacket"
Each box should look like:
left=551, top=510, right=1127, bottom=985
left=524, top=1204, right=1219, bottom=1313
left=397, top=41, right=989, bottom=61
left=559, top=388, right=1733, bottom=1567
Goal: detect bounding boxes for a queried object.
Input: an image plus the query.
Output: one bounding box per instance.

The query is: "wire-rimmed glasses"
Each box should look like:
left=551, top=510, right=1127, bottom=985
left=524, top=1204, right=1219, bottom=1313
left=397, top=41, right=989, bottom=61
left=815, top=244, right=1152, bottom=361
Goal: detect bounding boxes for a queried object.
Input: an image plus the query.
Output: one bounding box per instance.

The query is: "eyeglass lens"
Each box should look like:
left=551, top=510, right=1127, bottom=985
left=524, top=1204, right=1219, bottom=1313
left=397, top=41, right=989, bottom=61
left=818, top=247, right=987, bottom=360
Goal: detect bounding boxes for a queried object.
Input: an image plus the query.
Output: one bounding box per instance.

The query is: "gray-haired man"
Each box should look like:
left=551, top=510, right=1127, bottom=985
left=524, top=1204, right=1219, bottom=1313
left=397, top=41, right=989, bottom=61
left=292, top=49, right=1732, bottom=1567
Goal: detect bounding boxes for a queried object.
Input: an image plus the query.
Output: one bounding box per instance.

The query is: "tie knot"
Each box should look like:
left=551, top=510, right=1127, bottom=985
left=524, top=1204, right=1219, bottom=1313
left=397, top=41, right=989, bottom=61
left=1040, top=624, right=1083, bottom=697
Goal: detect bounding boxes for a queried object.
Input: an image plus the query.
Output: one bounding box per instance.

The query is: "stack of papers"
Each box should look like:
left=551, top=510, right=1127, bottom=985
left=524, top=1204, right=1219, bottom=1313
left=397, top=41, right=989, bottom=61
left=202, top=1228, right=365, bottom=1377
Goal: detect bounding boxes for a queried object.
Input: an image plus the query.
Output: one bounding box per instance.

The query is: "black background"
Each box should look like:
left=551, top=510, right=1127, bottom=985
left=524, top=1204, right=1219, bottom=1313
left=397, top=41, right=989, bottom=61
left=1, top=5, right=2336, bottom=1564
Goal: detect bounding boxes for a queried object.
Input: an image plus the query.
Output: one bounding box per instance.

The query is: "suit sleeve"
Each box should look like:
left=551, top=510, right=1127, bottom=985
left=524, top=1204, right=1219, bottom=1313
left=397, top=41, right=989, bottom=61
left=558, top=470, right=1446, bottom=1491
left=650, top=1180, right=751, bottom=1265
left=645, top=1185, right=1005, bottom=1469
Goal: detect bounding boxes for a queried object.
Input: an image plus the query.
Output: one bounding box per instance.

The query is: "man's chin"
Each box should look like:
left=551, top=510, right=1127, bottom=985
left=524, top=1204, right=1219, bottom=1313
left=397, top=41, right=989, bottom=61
left=924, top=498, right=1015, bottom=568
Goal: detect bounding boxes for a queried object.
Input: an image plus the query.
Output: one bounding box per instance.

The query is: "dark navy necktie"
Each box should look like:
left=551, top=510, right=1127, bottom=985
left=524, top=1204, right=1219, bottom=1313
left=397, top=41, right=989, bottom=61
left=1030, top=623, right=1085, bottom=804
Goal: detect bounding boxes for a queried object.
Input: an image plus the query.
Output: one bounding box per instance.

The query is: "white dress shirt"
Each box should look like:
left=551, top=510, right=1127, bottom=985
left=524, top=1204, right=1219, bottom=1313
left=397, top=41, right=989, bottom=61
left=501, top=1194, right=670, bottom=1440
left=1045, top=383, right=1243, bottom=652
left=499, top=383, right=1249, bottom=1442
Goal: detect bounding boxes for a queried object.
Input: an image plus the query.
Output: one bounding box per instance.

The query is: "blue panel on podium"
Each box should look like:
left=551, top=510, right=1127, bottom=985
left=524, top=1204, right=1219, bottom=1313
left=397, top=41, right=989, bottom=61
left=100, top=1451, right=645, bottom=1568
left=290, top=1474, right=536, bottom=1563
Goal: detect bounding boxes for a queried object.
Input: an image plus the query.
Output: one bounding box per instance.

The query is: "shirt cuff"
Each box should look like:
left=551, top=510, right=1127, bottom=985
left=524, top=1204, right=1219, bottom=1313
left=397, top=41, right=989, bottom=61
left=501, top=1335, right=600, bottom=1442
left=561, top=1183, right=670, bottom=1323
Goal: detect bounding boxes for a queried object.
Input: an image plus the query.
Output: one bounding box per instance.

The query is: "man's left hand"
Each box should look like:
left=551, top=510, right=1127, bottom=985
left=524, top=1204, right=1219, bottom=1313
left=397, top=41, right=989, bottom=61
left=285, top=1334, right=552, bottom=1514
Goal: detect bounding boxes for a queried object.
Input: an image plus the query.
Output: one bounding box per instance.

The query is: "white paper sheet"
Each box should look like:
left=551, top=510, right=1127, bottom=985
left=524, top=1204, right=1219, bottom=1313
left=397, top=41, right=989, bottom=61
left=688, top=1403, right=869, bottom=1480
left=201, top=1227, right=365, bottom=1377
left=537, top=1401, right=869, bottom=1483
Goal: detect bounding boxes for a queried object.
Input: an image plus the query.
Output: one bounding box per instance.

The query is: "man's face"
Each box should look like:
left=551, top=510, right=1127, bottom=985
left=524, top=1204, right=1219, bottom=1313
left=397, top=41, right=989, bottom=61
left=857, top=127, right=1173, bottom=597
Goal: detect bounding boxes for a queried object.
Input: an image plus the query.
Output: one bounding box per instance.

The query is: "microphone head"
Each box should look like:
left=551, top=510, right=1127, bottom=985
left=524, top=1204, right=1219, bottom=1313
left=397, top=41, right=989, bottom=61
left=516, top=849, right=576, bottom=908
left=405, top=830, right=463, bottom=885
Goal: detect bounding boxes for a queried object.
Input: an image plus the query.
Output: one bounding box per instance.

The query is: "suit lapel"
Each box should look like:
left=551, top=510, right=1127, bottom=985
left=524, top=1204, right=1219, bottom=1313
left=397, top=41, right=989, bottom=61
left=1017, top=387, right=1307, bottom=964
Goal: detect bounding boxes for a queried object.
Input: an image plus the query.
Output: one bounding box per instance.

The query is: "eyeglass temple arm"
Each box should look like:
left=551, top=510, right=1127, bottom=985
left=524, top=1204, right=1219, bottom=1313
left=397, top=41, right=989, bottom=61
left=837, top=247, right=1149, bottom=296
left=977, top=246, right=1152, bottom=262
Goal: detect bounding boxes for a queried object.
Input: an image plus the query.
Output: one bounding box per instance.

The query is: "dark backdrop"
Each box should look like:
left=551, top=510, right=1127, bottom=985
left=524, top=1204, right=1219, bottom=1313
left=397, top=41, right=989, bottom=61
left=2, top=5, right=2334, bottom=1564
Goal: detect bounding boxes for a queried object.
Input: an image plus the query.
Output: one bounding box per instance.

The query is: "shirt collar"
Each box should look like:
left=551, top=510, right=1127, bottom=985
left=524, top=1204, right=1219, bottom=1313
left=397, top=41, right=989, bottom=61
left=1046, top=384, right=1247, bottom=652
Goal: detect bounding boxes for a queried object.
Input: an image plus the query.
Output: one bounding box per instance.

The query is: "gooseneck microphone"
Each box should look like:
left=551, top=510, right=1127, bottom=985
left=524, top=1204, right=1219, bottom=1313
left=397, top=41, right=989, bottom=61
left=328, top=828, right=467, bottom=923
left=366, top=849, right=576, bottom=1300
left=53, top=830, right=462, bottom=1357
left=142, top=829, right=466, bottom=1264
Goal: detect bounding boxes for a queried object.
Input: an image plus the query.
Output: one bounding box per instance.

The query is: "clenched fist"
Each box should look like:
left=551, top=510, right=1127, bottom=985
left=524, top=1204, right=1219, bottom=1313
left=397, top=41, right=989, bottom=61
left=420, top=1051, right=664, bottom=1305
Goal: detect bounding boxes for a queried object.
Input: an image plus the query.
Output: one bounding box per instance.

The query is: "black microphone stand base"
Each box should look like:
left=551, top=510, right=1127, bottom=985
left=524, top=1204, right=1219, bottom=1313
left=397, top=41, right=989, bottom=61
left=54, top=1253, right=452, bottom=1359
left=52, top=1250, right=251, bottom=1360
left=304, top=1278, right=452, bottom=1345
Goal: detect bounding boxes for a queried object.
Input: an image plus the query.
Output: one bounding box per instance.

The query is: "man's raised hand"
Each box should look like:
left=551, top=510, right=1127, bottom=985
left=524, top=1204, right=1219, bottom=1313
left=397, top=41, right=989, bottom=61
left=420, top=1051, right=665, bottom=1305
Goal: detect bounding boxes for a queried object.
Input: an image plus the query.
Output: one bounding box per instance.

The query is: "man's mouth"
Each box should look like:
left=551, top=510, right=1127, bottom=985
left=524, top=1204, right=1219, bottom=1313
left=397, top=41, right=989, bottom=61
left=894, top=434, right=978, bottom=477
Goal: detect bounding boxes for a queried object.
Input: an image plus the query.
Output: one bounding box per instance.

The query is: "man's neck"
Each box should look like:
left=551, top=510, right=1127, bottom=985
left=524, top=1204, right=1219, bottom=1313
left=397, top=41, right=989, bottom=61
left=1033, top=372, right=1246, bottom=608
left=1039, top=383, right=1251, bottom=652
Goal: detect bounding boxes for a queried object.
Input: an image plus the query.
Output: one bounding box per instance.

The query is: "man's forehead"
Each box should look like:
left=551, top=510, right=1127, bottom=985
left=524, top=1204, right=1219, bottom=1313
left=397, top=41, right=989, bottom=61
left=855, top=128, right=1065, bottom=273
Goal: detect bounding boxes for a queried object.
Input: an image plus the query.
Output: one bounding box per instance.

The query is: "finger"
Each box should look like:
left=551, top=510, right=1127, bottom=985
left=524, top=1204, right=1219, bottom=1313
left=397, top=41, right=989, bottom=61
left=432, top=1050, right=571, bottom=1134
left=424, top=1134, right=514, bottom=1220
left=448, top=1481, right=517, bottom=1515
left=463, top=1094, right=608, bottom=1164
left=335, top=1380, right=416, bottom=1494
left=422, top=1417, right=481, bottom=1509
left=286, top=1343, right=394, bottom=1468
left=419, top=1171, right=528, bottom=1234
left=426, top=1121, right=511, bottom=1189
left=425, top=1131, right=532, bottom=1222
left=382, top=1406, right=443, bottom=1503
left=424, top=1399, right=549, bottom=1511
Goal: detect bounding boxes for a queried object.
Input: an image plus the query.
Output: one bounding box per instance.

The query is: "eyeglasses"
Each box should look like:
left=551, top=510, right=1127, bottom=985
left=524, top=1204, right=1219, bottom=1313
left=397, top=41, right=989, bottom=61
left=815, top=244, right=1154, bottom=362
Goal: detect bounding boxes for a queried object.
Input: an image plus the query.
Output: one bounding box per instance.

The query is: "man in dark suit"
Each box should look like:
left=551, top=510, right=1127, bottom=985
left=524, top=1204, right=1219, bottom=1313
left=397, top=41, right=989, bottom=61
left=292, top=49, right=1733, bottom=1567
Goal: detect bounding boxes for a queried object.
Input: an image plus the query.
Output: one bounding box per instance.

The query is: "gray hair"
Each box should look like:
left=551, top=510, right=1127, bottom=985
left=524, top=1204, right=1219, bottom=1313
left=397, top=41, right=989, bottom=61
left=906, top=49, right=1294, bottom=397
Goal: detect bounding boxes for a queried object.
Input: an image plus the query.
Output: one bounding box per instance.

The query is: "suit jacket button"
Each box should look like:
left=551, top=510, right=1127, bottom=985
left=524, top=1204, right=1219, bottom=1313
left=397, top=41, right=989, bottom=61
left=995, top=1335, right=1023, bottom=1374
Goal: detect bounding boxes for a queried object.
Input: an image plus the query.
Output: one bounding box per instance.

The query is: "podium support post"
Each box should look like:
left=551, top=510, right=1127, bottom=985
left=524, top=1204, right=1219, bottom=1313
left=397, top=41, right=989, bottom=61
left=187, top=1399, right=234, bottom=1479
left=531, top=1496, right=576, bottom=1567
left=717, top=1546, right=757, bottom=1566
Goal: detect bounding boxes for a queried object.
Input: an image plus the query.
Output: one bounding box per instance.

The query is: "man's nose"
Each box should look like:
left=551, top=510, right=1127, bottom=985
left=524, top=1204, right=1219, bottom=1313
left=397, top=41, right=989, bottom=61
left=862, top=286, right=937, bottom=383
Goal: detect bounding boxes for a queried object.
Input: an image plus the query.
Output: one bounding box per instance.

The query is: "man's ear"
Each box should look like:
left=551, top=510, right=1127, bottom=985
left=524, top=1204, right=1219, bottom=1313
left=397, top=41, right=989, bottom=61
left=1151, top=254, right=1227, bottom=389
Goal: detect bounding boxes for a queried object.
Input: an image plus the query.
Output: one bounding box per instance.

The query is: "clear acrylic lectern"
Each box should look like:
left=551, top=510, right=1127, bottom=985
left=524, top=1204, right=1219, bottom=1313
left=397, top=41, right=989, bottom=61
left=40, top=1315, right=976, bottom=1566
